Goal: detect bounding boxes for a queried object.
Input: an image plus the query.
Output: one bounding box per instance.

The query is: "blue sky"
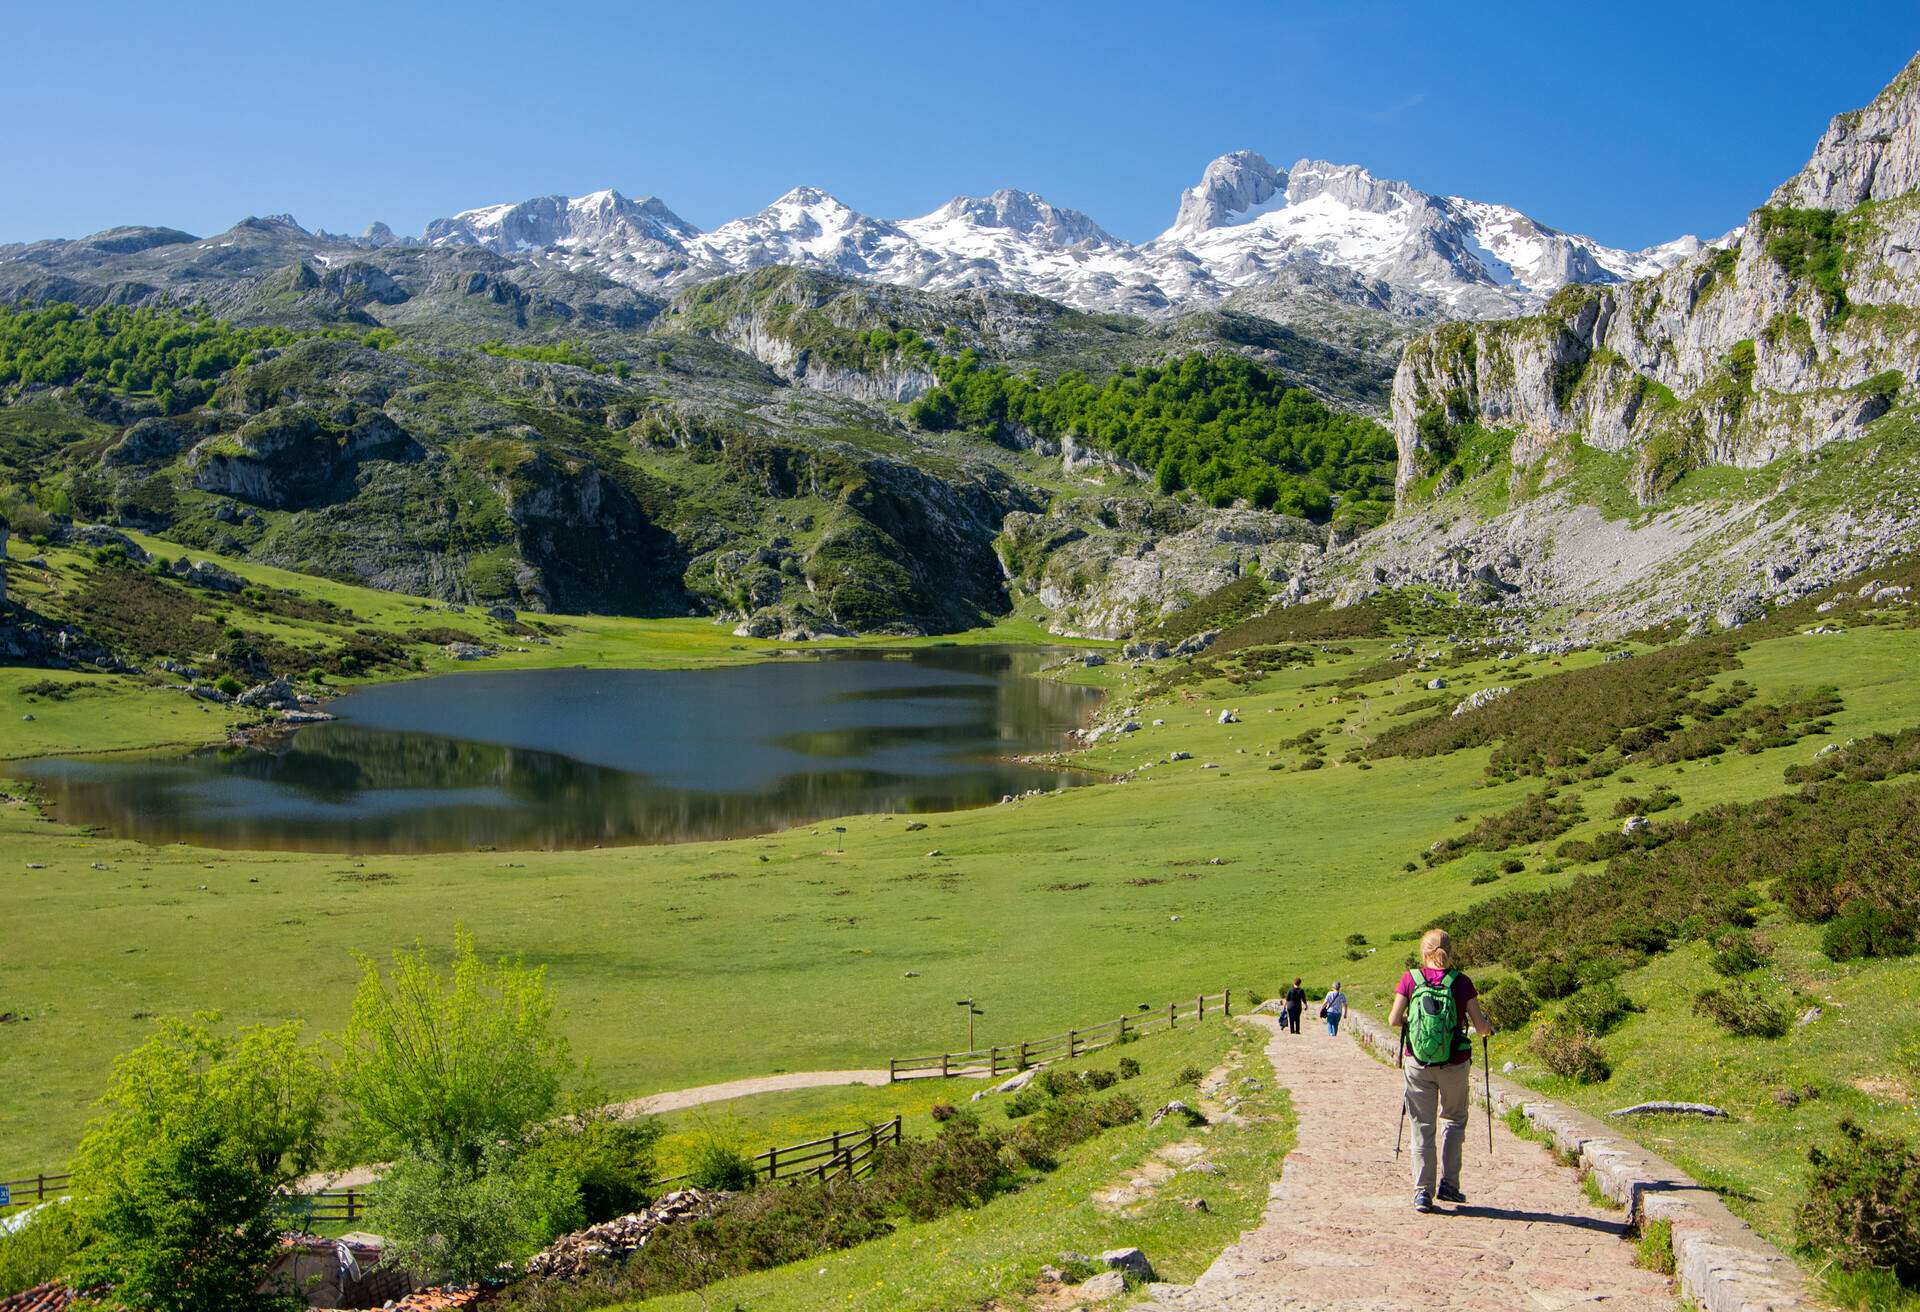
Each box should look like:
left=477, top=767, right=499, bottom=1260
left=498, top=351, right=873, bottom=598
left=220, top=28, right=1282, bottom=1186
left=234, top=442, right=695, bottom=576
left=3, top=1, right=1916, bottom=250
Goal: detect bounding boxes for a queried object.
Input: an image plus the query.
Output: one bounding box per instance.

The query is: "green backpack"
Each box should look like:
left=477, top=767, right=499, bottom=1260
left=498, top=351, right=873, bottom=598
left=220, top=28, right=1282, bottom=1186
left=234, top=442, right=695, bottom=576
left=1408, top=970, right=1461, bottom=1065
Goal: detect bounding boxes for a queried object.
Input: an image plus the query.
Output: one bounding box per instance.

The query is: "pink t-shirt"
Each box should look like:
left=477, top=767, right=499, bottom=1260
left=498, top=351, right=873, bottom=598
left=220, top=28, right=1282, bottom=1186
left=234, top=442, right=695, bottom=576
left=1396, top=967, right=1477, bottom=1065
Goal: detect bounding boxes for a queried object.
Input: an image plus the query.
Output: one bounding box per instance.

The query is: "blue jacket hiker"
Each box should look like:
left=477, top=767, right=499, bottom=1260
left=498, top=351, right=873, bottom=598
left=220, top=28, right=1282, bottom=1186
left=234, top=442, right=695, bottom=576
left=1319, top=982, right=1346, bottom=1035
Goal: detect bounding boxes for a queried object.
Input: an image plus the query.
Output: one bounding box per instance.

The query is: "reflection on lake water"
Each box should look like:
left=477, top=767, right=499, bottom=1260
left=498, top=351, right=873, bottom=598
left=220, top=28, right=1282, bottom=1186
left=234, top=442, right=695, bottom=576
left=15, top=647, right=1104, bottom=853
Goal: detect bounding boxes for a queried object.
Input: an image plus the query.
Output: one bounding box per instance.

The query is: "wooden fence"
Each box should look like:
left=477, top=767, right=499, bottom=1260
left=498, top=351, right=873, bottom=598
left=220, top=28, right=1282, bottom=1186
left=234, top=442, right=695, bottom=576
left=0, top=1172, right=69, bottom=1212
left=8, top=1118, right=911, bottom=1226
left=657, top=1116, right=903, bottom=1188
left=888, top=989, right=1231, bottom=1081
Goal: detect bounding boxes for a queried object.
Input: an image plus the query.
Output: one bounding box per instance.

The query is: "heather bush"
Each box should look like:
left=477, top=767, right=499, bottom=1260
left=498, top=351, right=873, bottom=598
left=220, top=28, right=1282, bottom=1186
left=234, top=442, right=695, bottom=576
left=1479, top=977, right=1539, bottom=1033
left=1560, top=981, right=1637, bottom=1037
left=1820, top=900, right=1916, bottom=962
left=1692, top=979, right=1791, bottom=1038
left=1708, top=928, right=1773, bottom=976
left=1529, top=1019, right=1611, bottom=1083
left=1796, top=1120, right=1920, bottom=1284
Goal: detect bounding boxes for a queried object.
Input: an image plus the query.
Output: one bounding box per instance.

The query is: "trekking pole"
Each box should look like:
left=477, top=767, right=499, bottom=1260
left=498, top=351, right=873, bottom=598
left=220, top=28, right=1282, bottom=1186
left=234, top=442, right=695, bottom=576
left=1393, top=1025, right=1408, bottom=1160
left=1482, top=1035, right=1494, bottom=1154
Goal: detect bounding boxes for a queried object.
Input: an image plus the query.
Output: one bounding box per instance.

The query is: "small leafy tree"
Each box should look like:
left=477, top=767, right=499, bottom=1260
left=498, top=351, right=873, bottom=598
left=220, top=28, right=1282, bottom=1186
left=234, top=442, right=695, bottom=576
left=335, top=930, right=570, bottom=1169
left=339, top=932, right=578, bottom=1284
left=66, top=1014, right=326, bottom=1312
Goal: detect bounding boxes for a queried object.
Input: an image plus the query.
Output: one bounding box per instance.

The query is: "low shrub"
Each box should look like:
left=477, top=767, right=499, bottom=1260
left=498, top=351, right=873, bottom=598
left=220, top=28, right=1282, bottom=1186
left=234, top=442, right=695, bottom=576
left=1708, top=929, right=1774, bottom=976
left=1479, top=978, right=1539, bottom=1033
left=1471, top=873, right=1501, bottom=886
left=1796, top=1119, right=1920, bottom=1284
left=1116, top=1057, right=1141, bottom=1080
left=1501, top=858, right=1525, bottom=874
left=1345, top=933, right=1368, bottom=946
left=1560, top=981, right=1637, bottom=1037
left=1613, top=786, right=1680, bottom=818
left=1173, top=1064, right=1203, bottom=1087
left=687, top=1138, right=758, bottom=1192
left=1529, top=1019, right=1611, bottom=1083
left=1525, top=957, right=1582, bottom=1001
left=214, top=673, right=244, bottom=696
left=929, top=1102, right=957, bottom=1122
left=1820, top=900, right=1916, bottom=962
left=1693, top=979, right=1791, bottom=1038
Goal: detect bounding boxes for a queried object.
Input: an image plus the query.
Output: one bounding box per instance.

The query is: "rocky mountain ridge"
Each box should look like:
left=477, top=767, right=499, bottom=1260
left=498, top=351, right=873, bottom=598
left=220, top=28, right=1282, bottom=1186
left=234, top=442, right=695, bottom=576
left=9, top=149, right=1691, bottom=330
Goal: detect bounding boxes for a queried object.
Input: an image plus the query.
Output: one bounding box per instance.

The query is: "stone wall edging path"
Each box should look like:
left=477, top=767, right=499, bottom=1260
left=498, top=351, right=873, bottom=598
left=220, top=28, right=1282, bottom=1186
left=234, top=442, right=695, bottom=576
left=1342, top=1010, right=1813, bottom=1312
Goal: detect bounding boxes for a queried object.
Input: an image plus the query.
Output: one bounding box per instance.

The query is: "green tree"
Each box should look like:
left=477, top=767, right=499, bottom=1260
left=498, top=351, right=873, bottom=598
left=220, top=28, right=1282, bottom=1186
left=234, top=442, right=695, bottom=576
left=335, top=930, right=570, bottom=1168
left=65, top=1015, right=327, bottom=1312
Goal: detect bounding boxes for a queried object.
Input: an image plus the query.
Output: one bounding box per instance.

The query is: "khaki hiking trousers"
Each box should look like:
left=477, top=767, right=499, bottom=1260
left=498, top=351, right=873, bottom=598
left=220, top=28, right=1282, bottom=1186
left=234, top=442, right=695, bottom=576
left=1404, top=1057, right=1471, bottom=1196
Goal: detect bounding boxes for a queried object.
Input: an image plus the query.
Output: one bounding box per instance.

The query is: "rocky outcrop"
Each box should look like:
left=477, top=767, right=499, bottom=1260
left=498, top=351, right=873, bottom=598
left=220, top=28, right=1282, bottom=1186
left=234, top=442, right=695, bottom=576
left=1391, top=54, right=1920, bottom=509
left=998, top=497, right=1323, bottom=637
left=188, top=404, right=420, bottom=509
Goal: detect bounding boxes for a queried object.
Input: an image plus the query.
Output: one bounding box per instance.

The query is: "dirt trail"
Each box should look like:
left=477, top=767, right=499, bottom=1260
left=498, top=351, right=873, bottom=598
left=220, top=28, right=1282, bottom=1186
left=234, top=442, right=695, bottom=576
left=295, top=1069, right=893, bottom=1192
left=1140, top=1015, right=1675, bottom=1311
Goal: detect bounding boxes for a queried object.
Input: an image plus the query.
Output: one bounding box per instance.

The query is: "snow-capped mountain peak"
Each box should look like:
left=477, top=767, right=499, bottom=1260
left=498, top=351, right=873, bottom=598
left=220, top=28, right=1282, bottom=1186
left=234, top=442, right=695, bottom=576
left=1168, top=150, right=1287, bottom=235
left=422, top=156, right=1698, bottom=321
left=908, top=188, right=1119, bottom=249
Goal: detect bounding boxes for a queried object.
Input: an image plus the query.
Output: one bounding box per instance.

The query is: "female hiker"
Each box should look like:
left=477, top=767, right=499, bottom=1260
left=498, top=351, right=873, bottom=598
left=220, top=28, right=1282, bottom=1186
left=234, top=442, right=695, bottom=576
left=1284, top=977, right=1306, bottom=1035
left=1387, top=928, right=1494, bottom=1213
left=1320, top=980, right=1347, bottom=1035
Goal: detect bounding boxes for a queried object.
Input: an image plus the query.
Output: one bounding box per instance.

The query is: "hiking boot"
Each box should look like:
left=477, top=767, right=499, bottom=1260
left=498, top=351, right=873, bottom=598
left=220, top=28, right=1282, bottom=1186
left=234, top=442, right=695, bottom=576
left=1437, top=1181, right=1467, bottom=1204
left=1413, top=1189, right=1434, bottom=1213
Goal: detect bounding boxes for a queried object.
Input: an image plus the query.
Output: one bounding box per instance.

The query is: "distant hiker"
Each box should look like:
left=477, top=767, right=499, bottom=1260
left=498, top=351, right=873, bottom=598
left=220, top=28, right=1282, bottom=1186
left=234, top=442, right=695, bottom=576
left=1284, top=977, right=1305, bottom=1035
left=1387, top=928, right=1494, bottom=1213
left=1320, top=981, right=1347, bottom=1036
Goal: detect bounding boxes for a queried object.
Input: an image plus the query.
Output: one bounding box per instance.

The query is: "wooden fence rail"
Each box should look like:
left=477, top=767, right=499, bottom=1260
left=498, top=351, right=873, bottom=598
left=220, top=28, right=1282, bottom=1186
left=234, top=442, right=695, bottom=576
left=889, top=989, right=1231, bottom=1081
left=0, top=1173, right=70, bottom=1211
left=6, top=1119, right=910, bottom=1224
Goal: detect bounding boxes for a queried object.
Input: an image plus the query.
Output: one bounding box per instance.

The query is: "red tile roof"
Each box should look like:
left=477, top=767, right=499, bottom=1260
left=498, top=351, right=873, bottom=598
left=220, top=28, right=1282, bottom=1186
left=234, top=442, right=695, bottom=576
left=386, top=1289, right=482, bottom=1311
left=0, top=1283, right=70, bottom=1312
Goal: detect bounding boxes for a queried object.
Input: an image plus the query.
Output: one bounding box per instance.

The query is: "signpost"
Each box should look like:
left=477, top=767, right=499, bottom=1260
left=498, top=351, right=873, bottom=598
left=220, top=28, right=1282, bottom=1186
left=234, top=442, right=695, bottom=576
left=955, top=997, right=983, bottom=1050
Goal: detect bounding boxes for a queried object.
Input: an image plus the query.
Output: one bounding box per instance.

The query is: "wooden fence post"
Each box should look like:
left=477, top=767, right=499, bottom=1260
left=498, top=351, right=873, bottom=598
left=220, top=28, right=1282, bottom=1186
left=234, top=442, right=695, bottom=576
left=1224, top=988, right=1232, bottom=1017
left=889, top=1058, right=898, bottom=1082
left=1068, top=1028, right=1077, bottom=1058
left=1197, top=993, right=1205, bottom=1019
left=1019, top=1040, right=1030, bottom=1069
left=989, top=1045, right=1000, bottom=1076
left=1169, top=1001, right=1175, bottom=1029
left=940, top=1051, right=949, bottom=1078
left=1118, top=1015, right=1127, bottom=1044
left=767, top=1145, right=779, bottom=1181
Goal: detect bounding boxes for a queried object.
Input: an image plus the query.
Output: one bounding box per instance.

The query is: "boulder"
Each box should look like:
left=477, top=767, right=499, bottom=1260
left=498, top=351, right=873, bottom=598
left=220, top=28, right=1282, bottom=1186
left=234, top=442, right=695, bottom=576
left=1100, top=1247, right=1156, bottom=1282
left=1172, top=629, right=1221, bottom=657
left=1217, top=709, right=1238, bottom=724
left=1123, top=639, right=1170, bottom=661
left=487, top=604, right=518, bottom=622
left=169, top=558, right=244, bottom=592
left=445, top=642, right=493, bottom=660
left=1620, top=815, right=1650, bottom=835
left=1082, top=652, right=1106, bottom=667
left=1079, top=1271, right=1127, bottom=1297
left=235, top=678, right=298, bottom=710
left=1426, top=677, right=1447, bottom=690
